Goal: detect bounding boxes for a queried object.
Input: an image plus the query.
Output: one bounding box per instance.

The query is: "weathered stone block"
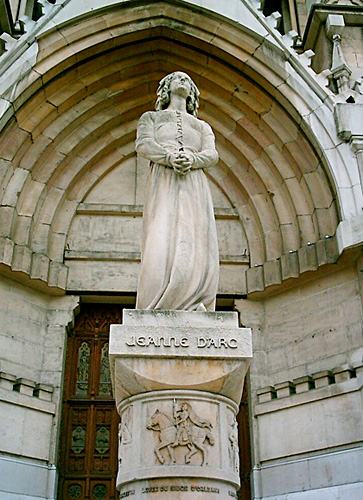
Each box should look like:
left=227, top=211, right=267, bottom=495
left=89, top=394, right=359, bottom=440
left=0, top=236, right=14, bottom=265
left=0, top=158, right=13, bottom=185
left=256, top=386, right=277, bottom=403
left=12, top=214, right=32, bottom=245
left=281, top=251, right=299, bottom=280
left=34, top=383, right=54, bottom=401
left=30, top=253, right=50, bottom=282
left=31, top=222, right=51, bottom=254
left=332, top=364, right=353, bottom=383
left=48, top=232, right=67, bottom=261
left=325, top=235, right=339, bottom=263
left=297, top=214, right=317, bottom=245
left=312, top=370, right=334, bottom=388
left=316, top=239, right=328, bottom=266
left=0, top=371, right=16, bottom=390
left=48, top=260, right=68, bottom=290
left=275, top=381, right=296, bottom=398
left=2, top=168, right=29, bottom=207
left=11, top=245, right=32, bottom=273
left=0, top=206, right=15, bottom=237
left=263, top=259, right=282, bottom=288
left=13, top=378, right=36, bottom=396
left=293, top=375, right=314, bottom=394
left=16, top=178, right=45, bottom=216
left=0, top=118, right=30, bottom=161
left=246, top=265, right=265, bottom=293
left=335, top=103, right=363, bottom=141
left=298, top=244, right=318, bottom=273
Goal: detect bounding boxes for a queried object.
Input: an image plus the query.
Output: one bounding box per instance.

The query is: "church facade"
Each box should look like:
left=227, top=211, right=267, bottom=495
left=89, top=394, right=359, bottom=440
left=0, top=0, right=362, bottom=499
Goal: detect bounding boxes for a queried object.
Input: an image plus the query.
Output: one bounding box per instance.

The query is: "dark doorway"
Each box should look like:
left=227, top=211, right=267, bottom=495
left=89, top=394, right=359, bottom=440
left=57, top=304, right=124, bottom=500
left=237, top=378, right=252, bottom=499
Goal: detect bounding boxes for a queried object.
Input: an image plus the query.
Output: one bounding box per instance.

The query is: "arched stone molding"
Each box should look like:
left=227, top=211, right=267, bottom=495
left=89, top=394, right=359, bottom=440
left=0, top=0, right=357, bottom=295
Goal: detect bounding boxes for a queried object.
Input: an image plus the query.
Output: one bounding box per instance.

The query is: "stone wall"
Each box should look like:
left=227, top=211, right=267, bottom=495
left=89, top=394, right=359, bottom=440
left=0, top=275, right=78, bottom=500
left=261, top=266, right=362, bottom=383
left=237, top=263, right=363, bottom=499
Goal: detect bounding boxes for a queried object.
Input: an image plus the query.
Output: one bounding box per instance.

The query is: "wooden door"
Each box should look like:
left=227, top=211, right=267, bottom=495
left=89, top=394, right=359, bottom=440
left=57, top=304, right=124, bottom=500
left=237, top=378, right=252, bottom=499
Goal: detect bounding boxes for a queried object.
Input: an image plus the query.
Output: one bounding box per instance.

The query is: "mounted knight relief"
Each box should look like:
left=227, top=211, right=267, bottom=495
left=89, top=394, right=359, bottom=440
left=147, top=402, right=215, bottom=466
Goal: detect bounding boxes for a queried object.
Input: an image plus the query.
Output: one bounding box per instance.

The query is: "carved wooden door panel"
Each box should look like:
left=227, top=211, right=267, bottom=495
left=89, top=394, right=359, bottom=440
left=57, top=304, right=124, bottom=500
left=238, top=378, right=252, bottom=499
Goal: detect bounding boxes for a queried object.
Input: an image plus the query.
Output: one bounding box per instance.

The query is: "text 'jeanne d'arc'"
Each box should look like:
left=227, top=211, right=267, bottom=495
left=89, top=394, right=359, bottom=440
left=125, top=336, right=238, bottom=349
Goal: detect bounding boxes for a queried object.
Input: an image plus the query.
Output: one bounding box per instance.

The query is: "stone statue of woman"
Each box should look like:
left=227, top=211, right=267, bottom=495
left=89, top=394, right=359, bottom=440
left=135, top=72, right=219, bottom=311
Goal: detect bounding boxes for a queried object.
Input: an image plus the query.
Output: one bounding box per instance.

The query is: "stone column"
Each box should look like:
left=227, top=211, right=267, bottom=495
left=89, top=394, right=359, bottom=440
left=110, top=310, right=252, bottom=499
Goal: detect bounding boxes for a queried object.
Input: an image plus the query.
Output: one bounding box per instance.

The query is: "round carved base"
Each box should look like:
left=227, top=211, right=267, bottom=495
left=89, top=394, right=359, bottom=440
left=117, top=390, right=240, bottom=499
left=119, top=478, right=239, bottom=499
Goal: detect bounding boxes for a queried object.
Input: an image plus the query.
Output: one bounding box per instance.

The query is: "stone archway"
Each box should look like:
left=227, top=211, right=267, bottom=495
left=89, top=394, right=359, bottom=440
left=0, top=1, right=340, bottom=298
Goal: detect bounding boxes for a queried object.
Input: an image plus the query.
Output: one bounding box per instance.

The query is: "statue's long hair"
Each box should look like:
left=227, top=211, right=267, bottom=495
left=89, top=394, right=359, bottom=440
left=155, top=72, right=200, bottom=116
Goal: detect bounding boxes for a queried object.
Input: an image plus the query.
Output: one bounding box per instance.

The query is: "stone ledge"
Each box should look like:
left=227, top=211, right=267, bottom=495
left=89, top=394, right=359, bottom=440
left=0, top=372, right=54, bottom=405
left=247, top=235, right=339, bottom=295
left=0, top=386, right=56, bottom=414
left=64, top=250, right=249, bottom=264
left=0, top=234, right=344, bottom=294
left=77, top=203, right=239, bottom=219
left=0, top=229, right=358, bottom=295
left=255, top=362, right=362, bottom=415
left=257, top=363, right=359, bottom=402
left=0, top=238, right=68, bottom=293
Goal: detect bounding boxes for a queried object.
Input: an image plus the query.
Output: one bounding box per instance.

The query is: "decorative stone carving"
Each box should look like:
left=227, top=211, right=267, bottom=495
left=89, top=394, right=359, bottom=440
left=147, top=402, right=214, bottom=466
left=110, top=309, right=252, bottom=498
left=228, top=413, right=239, bottom=473
left=118, top=406, right=132, bottom=469
left=135, top=72, right=219, bottom=312
left=326, top=14, right=352, bottom=94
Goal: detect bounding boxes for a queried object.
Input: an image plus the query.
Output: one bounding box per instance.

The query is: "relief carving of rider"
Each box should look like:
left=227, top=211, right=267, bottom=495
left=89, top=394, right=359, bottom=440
left=173, top=402, right=212, bottom=446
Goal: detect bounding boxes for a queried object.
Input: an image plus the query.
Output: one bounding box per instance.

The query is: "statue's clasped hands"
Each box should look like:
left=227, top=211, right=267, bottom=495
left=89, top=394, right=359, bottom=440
left=168, top=152, right=193, bottom=175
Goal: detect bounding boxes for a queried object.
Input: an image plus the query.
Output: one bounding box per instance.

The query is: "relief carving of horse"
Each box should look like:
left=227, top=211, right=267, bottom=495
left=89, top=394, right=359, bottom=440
left=147, top=409, right=215, bottom=466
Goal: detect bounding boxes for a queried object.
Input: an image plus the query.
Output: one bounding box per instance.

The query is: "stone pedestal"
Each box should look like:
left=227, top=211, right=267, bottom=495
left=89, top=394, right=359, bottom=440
left=110, top=310, right=252, bottom=499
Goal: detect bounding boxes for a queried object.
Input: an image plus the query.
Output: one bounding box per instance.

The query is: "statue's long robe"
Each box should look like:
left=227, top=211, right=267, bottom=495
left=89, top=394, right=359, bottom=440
left=135, top=110, right=219, bottom=311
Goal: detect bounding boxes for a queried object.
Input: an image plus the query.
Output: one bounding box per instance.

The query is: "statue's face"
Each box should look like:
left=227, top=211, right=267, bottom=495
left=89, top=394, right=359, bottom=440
left=169, top=72, right=191, bottom=99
